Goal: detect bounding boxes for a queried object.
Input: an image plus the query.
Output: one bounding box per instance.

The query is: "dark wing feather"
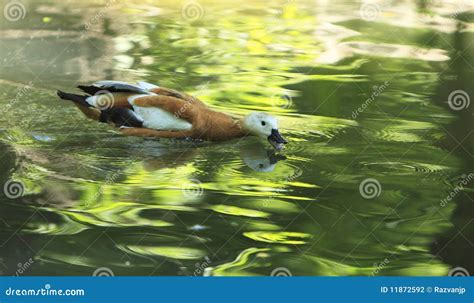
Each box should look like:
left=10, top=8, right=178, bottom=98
left=99, top=108, right=144, bottom=127
left=90, top=81, right=152, bottom=95
left=77, top=85, right=102, bottom=95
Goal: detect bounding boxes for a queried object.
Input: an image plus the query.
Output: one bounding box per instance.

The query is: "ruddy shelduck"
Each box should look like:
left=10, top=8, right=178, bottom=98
left=57, top=81, right=288, bottom=150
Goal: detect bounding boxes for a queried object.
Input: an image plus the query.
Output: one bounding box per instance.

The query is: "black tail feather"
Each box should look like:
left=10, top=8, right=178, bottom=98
left=57, top=90, right=90, bottom=107
left=57, top=90, right=142, bottom=128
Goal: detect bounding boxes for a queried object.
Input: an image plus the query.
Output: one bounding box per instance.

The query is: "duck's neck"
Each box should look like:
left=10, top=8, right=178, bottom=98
left=235, top=117, right=251, bottom=137
left=220, top=116, right=250, bottom=139
left=202, top=111, right=250, bottom=141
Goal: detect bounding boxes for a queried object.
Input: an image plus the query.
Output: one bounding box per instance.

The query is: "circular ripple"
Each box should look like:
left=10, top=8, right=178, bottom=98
left=358, top=161, right=449, bottom=176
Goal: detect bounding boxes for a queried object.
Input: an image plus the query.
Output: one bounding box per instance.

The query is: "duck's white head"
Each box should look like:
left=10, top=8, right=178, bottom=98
left=243, top=112, right=288, bottom=151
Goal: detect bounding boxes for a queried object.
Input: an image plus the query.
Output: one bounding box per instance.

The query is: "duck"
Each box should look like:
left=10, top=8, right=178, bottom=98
left=56, top=81, right=288, bottom=150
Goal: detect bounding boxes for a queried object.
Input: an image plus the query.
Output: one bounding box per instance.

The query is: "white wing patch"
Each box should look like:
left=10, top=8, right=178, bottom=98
left=128, top=95, right=192, bottom=131
left=93, top=80, right=131, bottom=87
left=137, top=81, right=159, bottom=90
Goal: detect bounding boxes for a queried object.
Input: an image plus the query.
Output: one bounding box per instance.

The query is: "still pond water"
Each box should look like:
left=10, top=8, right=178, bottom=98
left=0, top=0, right=473, bottom=276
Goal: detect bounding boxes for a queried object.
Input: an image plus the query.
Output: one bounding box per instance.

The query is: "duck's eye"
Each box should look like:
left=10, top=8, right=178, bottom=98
left=261, top=121, right=266, bottom=126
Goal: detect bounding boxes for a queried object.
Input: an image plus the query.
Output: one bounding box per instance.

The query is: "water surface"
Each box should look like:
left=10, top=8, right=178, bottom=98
left=0, top=0, right=473, bottom=276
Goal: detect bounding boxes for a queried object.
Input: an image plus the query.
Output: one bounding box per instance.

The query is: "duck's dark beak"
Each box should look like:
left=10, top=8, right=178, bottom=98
left=267, top=129, right=288, bottom=151
left=267, top=150, right=287, bottom=164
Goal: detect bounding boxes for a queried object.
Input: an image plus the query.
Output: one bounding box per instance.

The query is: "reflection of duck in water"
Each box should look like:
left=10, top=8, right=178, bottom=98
left=57, top=81, right=288, bottom=150
left=240, top=142, right=286, bottom=172
left=139, top=140, right=286, bottom=172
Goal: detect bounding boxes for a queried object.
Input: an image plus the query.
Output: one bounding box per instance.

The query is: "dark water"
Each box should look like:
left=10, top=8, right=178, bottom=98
left=0, top=0, right=473, bottom=276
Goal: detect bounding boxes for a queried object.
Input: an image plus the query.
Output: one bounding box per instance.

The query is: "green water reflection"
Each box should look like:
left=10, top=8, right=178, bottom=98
left=0, top=0, right=472, bottom=276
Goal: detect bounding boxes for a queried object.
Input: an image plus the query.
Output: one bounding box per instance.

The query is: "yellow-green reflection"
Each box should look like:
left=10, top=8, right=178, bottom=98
left=0, top=0, right=470, bottom=276
left=244, top=231, right=311, bottom=245
left=124, top=246, right=206, bottom=260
